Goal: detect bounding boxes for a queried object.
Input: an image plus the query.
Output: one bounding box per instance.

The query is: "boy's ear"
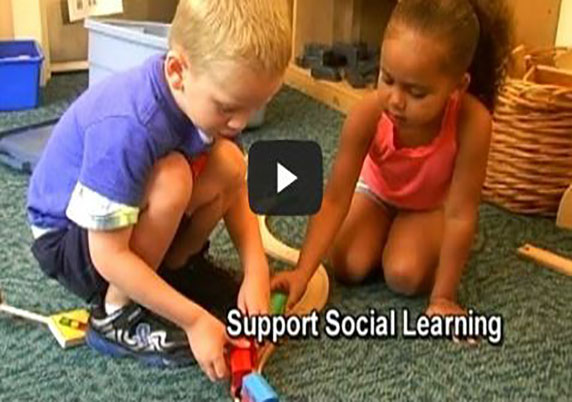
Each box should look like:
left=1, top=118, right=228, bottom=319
left=165, top=50, right=186, bottom=91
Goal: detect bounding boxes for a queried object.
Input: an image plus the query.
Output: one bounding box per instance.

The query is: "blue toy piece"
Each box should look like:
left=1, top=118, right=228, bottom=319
left=241, top=373, right=279, bottom=402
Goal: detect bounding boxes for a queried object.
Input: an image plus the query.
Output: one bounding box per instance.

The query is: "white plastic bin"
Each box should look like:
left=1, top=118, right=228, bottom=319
left=85, top=18, right=265, bottom=128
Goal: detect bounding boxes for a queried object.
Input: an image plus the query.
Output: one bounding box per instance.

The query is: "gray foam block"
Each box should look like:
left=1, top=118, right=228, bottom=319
left=0, top=124, right=54, bottom=173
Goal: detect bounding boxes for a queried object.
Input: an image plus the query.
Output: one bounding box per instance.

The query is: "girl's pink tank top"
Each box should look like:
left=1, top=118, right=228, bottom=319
left=360, top=94, right=462, bottom=210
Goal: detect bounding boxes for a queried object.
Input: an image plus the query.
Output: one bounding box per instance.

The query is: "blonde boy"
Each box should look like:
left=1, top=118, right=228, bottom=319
left=27, top=0, right=291, bottom=380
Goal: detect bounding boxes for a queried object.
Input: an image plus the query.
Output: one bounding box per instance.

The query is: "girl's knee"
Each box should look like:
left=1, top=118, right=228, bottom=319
left=382, top=255, right=427, bottom=296
left=147, top=153, right=193, bottom=211
left=330, top=243, right=376, bottom=285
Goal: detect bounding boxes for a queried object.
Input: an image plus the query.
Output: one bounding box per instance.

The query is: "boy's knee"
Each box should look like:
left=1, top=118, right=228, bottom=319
left=148, top=153, right=193, bottom=211
left=382, top=256, right=425, bottom=296
left=211, top=139, right=246, bottom=191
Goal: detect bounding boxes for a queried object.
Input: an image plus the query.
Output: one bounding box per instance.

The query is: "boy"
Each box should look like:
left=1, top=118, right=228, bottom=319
left=26, top=0, right=291, bottom=381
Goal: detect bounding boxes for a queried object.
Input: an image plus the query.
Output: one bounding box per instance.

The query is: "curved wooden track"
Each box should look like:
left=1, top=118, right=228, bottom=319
left=255, top=215, right=329, bottom=371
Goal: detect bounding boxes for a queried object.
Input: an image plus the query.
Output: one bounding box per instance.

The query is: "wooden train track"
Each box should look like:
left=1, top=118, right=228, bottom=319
left=255, top=215, right=330, bottom=372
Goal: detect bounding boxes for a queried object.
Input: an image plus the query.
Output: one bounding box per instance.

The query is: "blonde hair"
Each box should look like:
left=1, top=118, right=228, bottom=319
left=169, top=0, right=292, bottom=76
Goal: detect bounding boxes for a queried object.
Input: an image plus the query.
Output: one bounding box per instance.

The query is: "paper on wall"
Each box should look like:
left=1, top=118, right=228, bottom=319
left=67, top=0, right=124, bottom=22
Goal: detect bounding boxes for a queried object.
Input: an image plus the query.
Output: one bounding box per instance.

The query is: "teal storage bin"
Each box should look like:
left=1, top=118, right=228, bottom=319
left=0, top=40, right=44, bottom=111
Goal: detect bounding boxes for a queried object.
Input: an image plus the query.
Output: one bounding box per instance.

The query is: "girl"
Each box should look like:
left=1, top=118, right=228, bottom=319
left=272, top=0, right=512, bottom=318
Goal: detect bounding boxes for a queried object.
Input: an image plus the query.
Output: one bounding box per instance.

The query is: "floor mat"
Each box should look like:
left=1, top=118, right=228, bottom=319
left=0, top=72, right=86, bottom=137
left=0, top=124, right=54, bottom=173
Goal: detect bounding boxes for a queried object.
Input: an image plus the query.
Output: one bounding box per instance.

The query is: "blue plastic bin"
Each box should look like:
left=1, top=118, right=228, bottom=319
left=0, top=40, right=44, bottom=111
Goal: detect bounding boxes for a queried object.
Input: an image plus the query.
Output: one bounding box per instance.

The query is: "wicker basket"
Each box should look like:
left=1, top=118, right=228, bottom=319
left=483, top=48, right=572, bottom=216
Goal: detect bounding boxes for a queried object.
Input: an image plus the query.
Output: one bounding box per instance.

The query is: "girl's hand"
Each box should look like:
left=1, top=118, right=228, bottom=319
left=270, top=269, right=308, bottom=309
left=426, top=297, right=478, bottom=345
left=238, top=273, right=270, bottom=316
left=426, top=297, right=465, bottom=316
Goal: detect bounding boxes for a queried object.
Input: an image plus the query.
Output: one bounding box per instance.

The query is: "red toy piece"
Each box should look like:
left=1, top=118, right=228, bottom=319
left=230, top=342, right=257, bottom=398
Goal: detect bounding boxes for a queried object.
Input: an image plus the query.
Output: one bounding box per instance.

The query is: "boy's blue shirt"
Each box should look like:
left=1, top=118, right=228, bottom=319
left=27, top=54, right=211, bottom=234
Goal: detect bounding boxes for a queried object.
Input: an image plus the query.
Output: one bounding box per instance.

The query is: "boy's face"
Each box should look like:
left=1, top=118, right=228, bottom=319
left=377, top=26, right=468, bottom=131
left=166, top=52, right=283, bottom=140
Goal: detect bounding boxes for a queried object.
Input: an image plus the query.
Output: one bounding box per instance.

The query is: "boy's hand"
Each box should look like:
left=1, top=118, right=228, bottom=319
left=425, top=297, right=478, bottom=345
left=270, top=269, right=308, bottom=309
left=238, top=273, right=270, bottom=316
left=187, top=313, right=249, bottom=382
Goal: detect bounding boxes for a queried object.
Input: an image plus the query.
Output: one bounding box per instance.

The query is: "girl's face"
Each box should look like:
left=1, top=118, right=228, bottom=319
left=377, top=26, right=468, bottom=131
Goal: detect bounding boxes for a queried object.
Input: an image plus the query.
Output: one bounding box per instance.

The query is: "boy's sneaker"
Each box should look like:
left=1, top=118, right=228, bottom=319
left=160, top=242, right=240, bottom=322
left=86, top=303, right=195, bottom=368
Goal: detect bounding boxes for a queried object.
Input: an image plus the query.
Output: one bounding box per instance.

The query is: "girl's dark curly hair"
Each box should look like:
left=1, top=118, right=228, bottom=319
left=386, top=0, right=513, bottom=111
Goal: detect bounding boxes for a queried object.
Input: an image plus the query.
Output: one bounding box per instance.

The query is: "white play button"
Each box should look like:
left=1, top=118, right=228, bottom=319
left=277, top=162, right=297, bottom=193
left=248, top=140, right=323, bottom=215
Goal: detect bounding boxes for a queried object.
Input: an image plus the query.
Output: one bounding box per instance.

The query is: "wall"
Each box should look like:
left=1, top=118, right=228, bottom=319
left=46, top=0, right=178, bottom=63
left=0, top=0, right=14, bottom=39
left=47, top=0, right=88, bottom=62
left=556, top=0, right=572, bottom=46
left=11, top=0, right=51, bottom=82
left=120, top=0, right=178, bottom=22
left=2, top=0, right=178, bottom=63
left=508, top=0, right=562, bottom=49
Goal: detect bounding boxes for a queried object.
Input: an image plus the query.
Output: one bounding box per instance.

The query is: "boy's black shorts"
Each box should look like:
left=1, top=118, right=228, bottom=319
left=31, top=222, right=241, bottom=320
left=31, top=225, right=108, bottom=304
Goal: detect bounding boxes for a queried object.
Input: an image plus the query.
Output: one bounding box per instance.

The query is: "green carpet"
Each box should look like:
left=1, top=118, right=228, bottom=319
left=0, top=74, right=571, bottom=401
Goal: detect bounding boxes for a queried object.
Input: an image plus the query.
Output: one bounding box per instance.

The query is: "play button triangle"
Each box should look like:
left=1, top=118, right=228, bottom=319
left=277, top=162, right=297, bottom=193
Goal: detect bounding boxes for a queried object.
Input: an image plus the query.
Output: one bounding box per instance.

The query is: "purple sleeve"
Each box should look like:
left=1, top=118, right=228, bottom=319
left=79, top=117, right=154, bottom=207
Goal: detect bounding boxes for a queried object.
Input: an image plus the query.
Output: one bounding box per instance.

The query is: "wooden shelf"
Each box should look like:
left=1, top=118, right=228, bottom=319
left=51, top=61, right=89, bottom=73
left=285, top=64, right=372, bottom=114
left=286, top=0, right=565, bottom=114
left=286, top=0, right=394, bottom=114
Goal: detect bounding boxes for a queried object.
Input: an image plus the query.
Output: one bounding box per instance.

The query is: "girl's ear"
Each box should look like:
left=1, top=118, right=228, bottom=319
left=458, top=72, right=471, bottom=92
left=165, top=50, right=186, bottom=91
